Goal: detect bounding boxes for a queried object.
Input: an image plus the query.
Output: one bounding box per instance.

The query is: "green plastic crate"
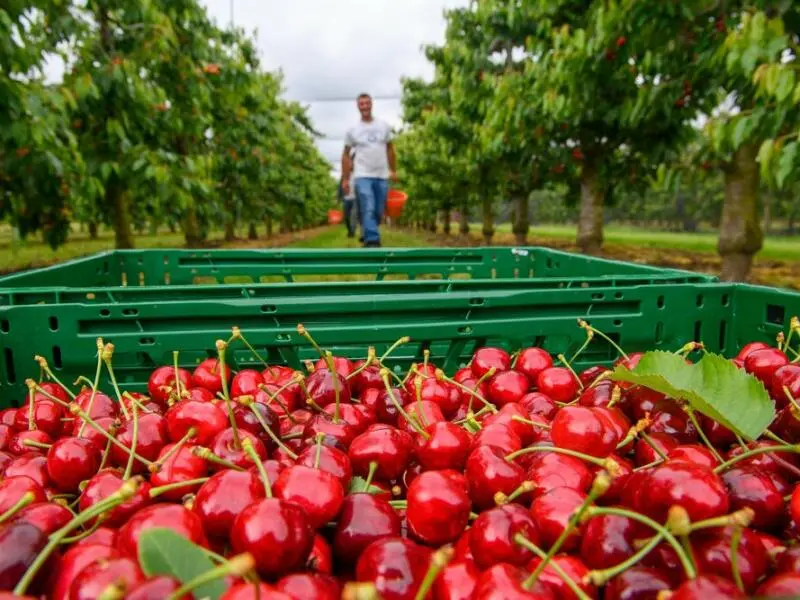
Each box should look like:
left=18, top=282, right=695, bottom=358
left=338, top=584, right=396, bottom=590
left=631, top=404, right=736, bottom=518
left=2, top=280, right=798, bottom=406
left=0, top=246, right=713, bottom=288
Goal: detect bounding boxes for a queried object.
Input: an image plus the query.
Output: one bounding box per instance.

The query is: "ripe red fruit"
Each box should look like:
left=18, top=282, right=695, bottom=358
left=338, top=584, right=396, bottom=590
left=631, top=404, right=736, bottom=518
left=471, top=347, right=511, bottom=378
left=191, top=358, right=231, bottom=394
left=6, top=454, right=49, bottom=488
left=349, top=425, right=413, bottom=481
left=193, top=470, right=266, bottom=540
left=487, top=371, right=530, bottom=407
left=744, top=347, right=789, bottom=384
left=525, top=451, right=593, bottom=498
left=473, top=562, right=555, bottom=600
left=771, top=364, right=800, bottom=407
left=551, top=405, right=619, bottom=458
left=737, top=341, right=771, bottom=361
left=231, top=497, right=314, bottom=578
left=469, top=503, right=540, bottom=569
left=147, top=365, right=191, bottom=406
left=693, top=526, right=768, bottom=593
left=12, top=502, right=72, bottom=535
left=536, top=367, right=578, bottom=403
left=50, top=543, right=120, bottom=600
left=296, top=444, right=352, bottom=489
left=434, top=559, right=480, bottom=600
left=527, top=554, right=595, bottom=599
left=274, top=465, right=344, bottom=530
left=407, top=470, right=471, bottom=545
left=68, top=557, right=145, bottom=600
left=165, top=399, right=229, bottom=446
left=46, top=437, right=102, bottom=492
left=275, top=573, right=341, bottom=600
left=466, top=445, right=526, bottom=510
left=0, top=475, right=47, bottom=514
left=110, top=413, right=168, bottom=473
left=723, top=466, right=784, bottom=530
left=530, top=486, right=587, bottom=551
left=305, top=368, right=352, bottom=407
left=230, top=369, right=265, bottom=399
left=516, top=347, right=553, bottom=382
left=579, top=511, right=640, bottom=570
left=520, top=392, right=557, bottom=420
left=669, top=574, right=746, bottom=599
left=126, top=576, right=182, bottom=600
left=149, top=443, right=208, bottom=501
left=78, top=470, right=153, bottom=528
left=756, top=573, right=800, bottom=597
left=415, top=421, right=472, bottom=471
left=117, top=503, right=208, bottom=559
left=333, top=493, right=402, bottom=567
left=0, top=522, right=50, bottom=593
left=355, top=537, right=433, bottom=600
left=636, top=462, right=729, bottom=523
left=14, top=399, right=63, bottom=437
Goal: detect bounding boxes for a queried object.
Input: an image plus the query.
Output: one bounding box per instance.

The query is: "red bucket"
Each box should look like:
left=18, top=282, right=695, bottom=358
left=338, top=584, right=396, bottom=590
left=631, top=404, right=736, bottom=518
left=386, top=189, right=408, bottom=219
left=328, top=209, right=344, bottom=224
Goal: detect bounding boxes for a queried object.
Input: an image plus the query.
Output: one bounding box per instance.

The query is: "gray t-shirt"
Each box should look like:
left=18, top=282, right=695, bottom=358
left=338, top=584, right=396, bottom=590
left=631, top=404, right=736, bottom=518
left=345, top=118, right=393, bottom=179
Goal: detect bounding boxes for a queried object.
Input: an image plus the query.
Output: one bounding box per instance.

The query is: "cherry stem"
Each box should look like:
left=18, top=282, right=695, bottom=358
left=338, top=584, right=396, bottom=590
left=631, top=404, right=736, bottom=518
left=505, top=445, right=606, bottom=468
left=380, top=336, right=412, bottom=364
left=231, top=327, right=270, bottom=369
left=14, top=478, right=141, bottom=595
left=783, top=386, right=800, bottom=412
left=689, top=508, right=754, bottom=533
left=413, top=545, right=454, bottom=600
left=171, top=350, right=185, bottom=401
left=714, top=443, right=800, bottom=474
left=28, top=381, right=70, bottom=410
left=514, top=534, right=591, bottom=600
left=415, top=377, right=429, bottom=428
left=34, top=355, right=76, bottom=399
left=510, top=415, right=551, bottom=429
left=69, top=404, right=154, bottom=467
left=122, top=400, right=139, bottom=480
left=122, top=392, right=154, bottom=414
left=584, top=506, right=697, bottom=579
left=423, top=349, right=430, bottom=370
left=587, top=532, right=664, bottom=586
left=730, top=525, right=745, bottom=593
left=381, top=371, right=430, bottom=439
left=97, top=582, right=126, bottom=600
left=557, top=354, right=584, bottom=391
left=192, top=447, right=245, bottom=471
left=216, top=340, right=241, bottom=450
left=150, top=477, right=211, bottom=498
left=347, top=347, right=377, bottom=381
left=22, top=439, right=52, bottom=450
left=640, top=431, right=669, bottom=461
left=0, top=491, right=35, bottom=524
left=59, top=516, right=107, bottom=544
left=523, top=472, right=610, bottom=588
left=247, top=403, right=298, bottom=459
left=27, top=385, right=35, bottom=431
left=101, top=344, right=130, bottom=421
left=578, top=319, right=629, bottom=360
left=363, top=461, right=378, bottom=492
left=313, top=432, right=325, bottom=469
left=242, top=438, right=272, bottom=498
left=568, top=329, right=595, bottom=365
left=682, top=405, right=724, bottom=464
left=258, top=380, right=297, bottom=420
left=77, top=338, right=105, bottom=438
left=495, top=480, right=536, bottom=505
left=342, top=582, right=380, bottom=600
left=199, top=545, right=260, bottom=583
left=296, top=325, right=342, bottom=419
left=98, top=434, right=115, bottom=471
left=436, top=368, right=498, bottom=414
left=149, top=427, right=197, bottom=473
left=167, top=553, right=256, bottom=600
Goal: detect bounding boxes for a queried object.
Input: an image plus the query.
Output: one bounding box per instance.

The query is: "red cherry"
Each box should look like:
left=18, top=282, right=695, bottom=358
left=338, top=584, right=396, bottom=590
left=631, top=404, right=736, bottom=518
left=165, top=399, right=229, bottom=446
left=193, top=470, right=266, bottom=540
left=307, top=533, right=333, bottom=574
left=399, top=400, right=445, bottom=437
left=355, top=537, right=433, bottom=600
left=0, top=409, right=17, bottom=426
left=117, top=503, right=208, bottom=558
left=14, top=399, right=63, bottom=437
left=349, top=425, right=413, bottom=481
left=407, top=470, right=470, bottom=545
left=579, top=365, right=610, bottom=387
left=6, top=453, right=49, bottom=488
left=71, top=526, right=116, bottom=550
left=126, top=575, right=183, bottom=600
left=72, top=390, right=117, bottom=424
left=350, top=361, right=383, bottom=397
left=303, top=414, right=357, bottom=449
left=305, top=368, right=352, bottom=407
left=230, top=497, right=314, bottom=578
left=230, top=369, right=264, bottom=399
left=434, top=559, right=480, bottom=600
left=9, top=430, right=53, bottom=456
left=530, top=486, right=587, bottom=551
left=209, top=428, right=267, bottom=471
left=49, top=543, right=120, bottom=600
left=471, top=422, right=523, bottom=455
left=520, top=392, right=557, bottom=420
left=737, top=341, right=772, bottom=361
left=487, top=371, right=530, bottom=408
left=414, top=378, right=461, bottom=419
left=191, top=359, right=230, bottom=394
left=700, top=414, right=737, bottom=448
left=0, top=425, right=12, bottom=452
left=473, top=562, right=555, bottom=600
left=322, top=402, right=374, bottom=434
left=551, top=406, right=619, bottom=458
left=295, top=444, right=352, bottom=489
left=577, top=380, right=616, bottom=408
left=772, top=364, right=800, bottom=408
left=472, top=347, right=511, bottom=378
left=526, top=554, right=595, bottom=600
left=756, top=573, right=800, bottom=597
left=11, top=502, right=71, bottom=535
left=274, top=465, right=344, bottom=530
left=648, top=405, right=698, bottom=444
left=579, top=511, right=640, bottom=570
left=637, top=462, right=729, bottom=523
left=516, top=347, right=553, bottom=382
left=79, top=469, right=152, bottom=528
left=68, top=557, right=145, bottom=600
left=723, top=466, right=784, bottom=530
left=147, top=365, right=191, bottom=406
left=634, top=432, right=678, bottom=466
left=469, top=503, right=540, bottom=569
left=0, top=476, right=47, bottom=514
left=415, top=421, right=472, bottom=471
left=46, top=437, right=102, bottom=492
left=0, top=522, right=51, bottom=594
left=72, top=416, right=115, bottom=451
left=744, top=348, right=788, bottom=384
left=668, top=444, right=720, bottom=469
left=0, top=451, right=11, bottom=476
left=333, top=493, right=402, bottom=566
left=603, top=566, right=671, bottom=600
left=110, top=413, right=168, bottom=473
left=536, top=367, right=578, bottom=403
left=465, top=445, right=526, bottom=510
left=693, top=526, right=768, bottom=593
left=149, top=443, right=208, bottom=501
left=220, top=583, right=291, bottom=599
left=525, top=452, right=593, bottom=498
left=483, top=403, right=547, bottom=447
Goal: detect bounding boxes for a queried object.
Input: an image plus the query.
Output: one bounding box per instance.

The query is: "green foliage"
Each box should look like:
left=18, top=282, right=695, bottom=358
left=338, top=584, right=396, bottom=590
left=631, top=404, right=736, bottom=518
left=610, top=350, right=775, bottom=441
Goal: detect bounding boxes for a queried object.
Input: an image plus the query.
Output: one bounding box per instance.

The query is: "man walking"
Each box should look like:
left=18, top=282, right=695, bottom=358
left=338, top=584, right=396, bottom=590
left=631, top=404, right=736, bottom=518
left=341, top=93, right=396, bottom=248
left=337, top=169, right=358, bottom=238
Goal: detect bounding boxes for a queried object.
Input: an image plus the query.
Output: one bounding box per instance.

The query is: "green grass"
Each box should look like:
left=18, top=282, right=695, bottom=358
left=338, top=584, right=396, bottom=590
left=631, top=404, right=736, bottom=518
left=286, top=225, right=432, bottom=249
left=493, top=223, right=800, bottom=261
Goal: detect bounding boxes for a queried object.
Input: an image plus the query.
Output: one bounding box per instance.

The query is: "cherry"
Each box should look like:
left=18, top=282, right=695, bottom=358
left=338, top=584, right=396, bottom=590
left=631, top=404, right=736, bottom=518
left=166, top=398, right=228, bottom=446
left=220, top=583, right=291, bottom=599
left=0, top=451, right=10, bottom=476
left=117, top=503, right=208, bottom=558
left=579, top=365, right=610, bottom=386
left=699, top=414, right=737, bottom=449
left=46, top=437, right=102, bottom=492
left=349, top=425, right=413, bottom=481
left=0, top=476, right=47, bottom=514
left=362, top=387, right=405, bottom=424
left=634, top=432, right=678, bottom=466
left=274, top=465, right=344, bottom=530
left=411, top=378, right=460, bottom=419
left=668, top=444, right=720, bottom=469
left=472, top=563, right=555, bottom=600
left=776, top=545, right=800, bottom=573
left=669, top=574, right=746, bottom=599
left=73, top=416, right=115, bottom=451
left=723, top=466, right=784, bottom=530
left=6, top=454, right=49, bottom=488
left=693, top=526, right=768, bottom=593
left=771, top=364, right=800, bottom=407
left=209, top=428, right=267, bottom=471
left=0, top=425, right=12, bottom=452
left=231, top=497, right=314, bottom=578
left=603, top=566, right=671, bottom=600
left=275, top=573, right=341, bottom=600
left=322, top=402, right=374, bottom=434
left=520, top=392, right=557, bottom=420
left=756, top=573, right=800, bottom=597
left=525, top=452, right=593, bottom=498
left=307, top=533, right=333, bottom=574
left=471, top=422, right=523, bottom=455
left=727, top=441, right=800, bottom=482
left=14, top=398, right=62, bottom=438
left=72, top=390, right=117, bottom=424
left=12, top=502, right=72, bottom=535
left=148, top=365, right=191, bottom=406
left=49, top=544, right=120, bottom=600
left=516, top=347, right=553, bottom=382
left=407, top=469, right=470, bottom=545
left=469, top=504, right=540, bottom=569
left=355, top=537, right=432, bottom=600
left=483, top=403, right=546, bottom=447
left=149, top=443, right=208, bottom=501
left=305, top=368, right=352, bottom=408
left=745, top=347, right=789, bottom=385
left=526, top=554, right=595, bottom=600
left=350, top=361, right=383, bottom=397
left=296, top=444, right=352, bottom=490
left=9, top=430, right=53, bottom=456
left=333, top=493, right=402, bottom=567
left=536, top=367, right=578, bottom=403
left=399, top=400, right=445, bottom=436
left=579, top=511, right=641, bottom=570
left=465, top=446, right=526, bottom=510
left=737, top=341, right=771, bottom=361
left=648, top=405, right=698, bottom=444
left=126, top=575, right=183, bottom=600
left=71, top=526, right=117, bottom=550
left=636, top=462, right=729, bottom=523
left=415, top=421, right=472, bottom=471
left=68, top=557, right=145, bottom=600
left=79, top=469, right=152, bottom=528
left=577, top=380, right=617, bottom=408
left=530, top=486, right=587, bottom=551
left=434, top=559, right=480, bottom=600
left=0, top=409, right=16, bottom=427
left=303, top=414, right=357, bottom=449
left=110, top=413, right=168, bottom=473
left=0, top=522, right=49, bottom=593
left=487, top=371, right=530, bottom=408
left=472, top=347, right=511, bottom=377
left=551, top=406, right=619, bottom=458
left=230, top=369, right=265, bottom=399
left=193, top=470, right=265, bottom=540
left=191, top=358, right=231, bottom=394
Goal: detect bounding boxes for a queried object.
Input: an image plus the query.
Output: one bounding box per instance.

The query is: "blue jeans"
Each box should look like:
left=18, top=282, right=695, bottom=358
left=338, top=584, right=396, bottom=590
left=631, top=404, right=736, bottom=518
left=355, top=177, right=388, bottom=244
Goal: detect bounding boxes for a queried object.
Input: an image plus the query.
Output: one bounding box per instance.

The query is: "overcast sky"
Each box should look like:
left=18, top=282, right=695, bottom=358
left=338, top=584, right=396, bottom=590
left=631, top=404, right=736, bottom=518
left=199, top=0, right=468, bottom=175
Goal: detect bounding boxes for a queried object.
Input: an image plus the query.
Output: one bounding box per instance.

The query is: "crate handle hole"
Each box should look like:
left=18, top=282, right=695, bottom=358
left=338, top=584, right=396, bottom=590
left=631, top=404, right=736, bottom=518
left=52, top=346, right=62, bottom=369
left=0, top=320, right=8, bottom=334
left=655, top=322, right=664, bottom=344
left=276, top=333, right=291, bottom=342
left=696, top=295, right=704, bottom=307
left=49, top=317, right=58, bottom=332
left=591, top=293, right=605, bottom=300
left=766, top=304, right=785, bottom=326
left=469, top=298, right=485, bottom=306
left=613, top=319, right=622, bottom=326
left=458, top=326, right=473, bottom=335
left=3, top=348, right=16, bottom=383
left=100, top=309, right=111, bottom=317
left=721, top=294, right=730, bottom=307
left=614, top=292, right=623, bottom=299
left=261, top=305, right=277, bottom=314
left=122, top=308, right=139, bottom=317
left=140, top=337, right=155, bottom=345
left=657, top=295, right=665, bottom=309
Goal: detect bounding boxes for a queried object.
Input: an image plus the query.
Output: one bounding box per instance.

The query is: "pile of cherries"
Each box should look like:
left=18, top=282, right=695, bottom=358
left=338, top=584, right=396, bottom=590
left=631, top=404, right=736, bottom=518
left=2, top=321, right=800, bottom=600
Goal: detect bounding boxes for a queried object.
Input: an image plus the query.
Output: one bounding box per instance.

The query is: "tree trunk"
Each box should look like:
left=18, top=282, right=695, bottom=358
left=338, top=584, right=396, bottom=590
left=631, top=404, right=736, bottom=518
left=577, top=160, right=604, bottom=254
left=168, top=221, right=177, bottom=233
left=718, top=143, right=763, bottom=281
left=248, top=223, right=258, bottom=240
left=108, top=185, right=134, bottom=249
left=265, top=215, right=273, bottom=238
left=459, top=205, right=470, bottom=237
left=88, top=221, right=99, bottom=240
left=482, top=197, right=494, bottom=245
left=279, top=213, right=291, bottom=234
left=442, top=209, right=451, bottom=235
left=182, top=205, right=203, bottom=247
left=512, top=195, right=529, bottom=245
left=224, top=220, right=235, bottom=242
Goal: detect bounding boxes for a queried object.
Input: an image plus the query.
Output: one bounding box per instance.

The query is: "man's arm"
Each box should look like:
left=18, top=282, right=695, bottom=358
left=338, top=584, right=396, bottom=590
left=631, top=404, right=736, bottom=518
left=341, top=144, right=353, bottom=194
left=387, top=141, right=397, bottom=180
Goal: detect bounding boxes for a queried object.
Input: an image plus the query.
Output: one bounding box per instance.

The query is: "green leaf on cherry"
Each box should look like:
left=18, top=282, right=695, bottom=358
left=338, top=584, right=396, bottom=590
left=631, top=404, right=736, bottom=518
left=138, top=527, right=226, bottom=600
left=609, top=350, right=775, bottom=441
left=349, top=476, right=384, bottom=495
